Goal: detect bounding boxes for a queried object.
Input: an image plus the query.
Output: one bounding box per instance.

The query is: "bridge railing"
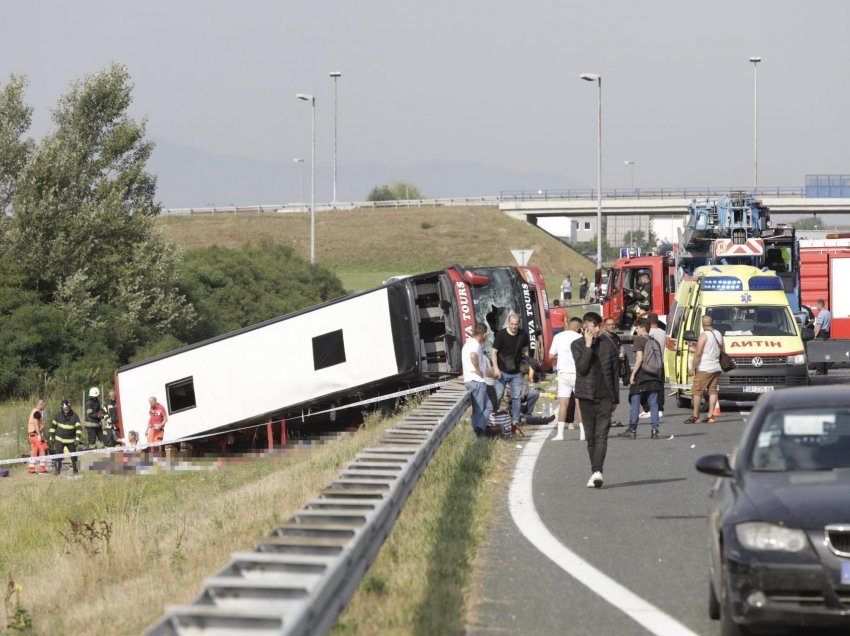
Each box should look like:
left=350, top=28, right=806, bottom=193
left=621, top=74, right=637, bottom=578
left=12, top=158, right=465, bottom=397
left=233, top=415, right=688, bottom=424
left=498, top=187, right=806, bottom=201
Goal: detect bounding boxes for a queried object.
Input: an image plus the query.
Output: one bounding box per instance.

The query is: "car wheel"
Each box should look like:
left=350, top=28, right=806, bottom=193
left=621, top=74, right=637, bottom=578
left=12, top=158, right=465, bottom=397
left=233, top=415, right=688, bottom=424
left=708, top=579, right=720, bottom=620
left=720, top=565, right=749, bottom=636
left=676, top=392, right=691, bottom=408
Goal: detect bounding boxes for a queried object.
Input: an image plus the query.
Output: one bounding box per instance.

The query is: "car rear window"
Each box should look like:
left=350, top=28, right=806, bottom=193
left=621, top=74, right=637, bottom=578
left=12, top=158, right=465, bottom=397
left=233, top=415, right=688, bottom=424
left=751, top=408, right=850, bottom=471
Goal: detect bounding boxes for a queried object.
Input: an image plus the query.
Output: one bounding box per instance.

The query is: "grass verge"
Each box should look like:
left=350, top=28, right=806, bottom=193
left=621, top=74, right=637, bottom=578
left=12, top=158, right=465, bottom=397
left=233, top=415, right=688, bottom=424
left=0, top=405, right=415, bottom=636
left=334, top=419, right=513, bottom=635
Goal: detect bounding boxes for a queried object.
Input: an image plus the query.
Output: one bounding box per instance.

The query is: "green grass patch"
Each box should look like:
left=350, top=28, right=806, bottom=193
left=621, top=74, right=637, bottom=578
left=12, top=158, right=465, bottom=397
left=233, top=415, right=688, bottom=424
left=334, top=422, right=506, bottom=635
left=335, top=271, right=406, bottom=293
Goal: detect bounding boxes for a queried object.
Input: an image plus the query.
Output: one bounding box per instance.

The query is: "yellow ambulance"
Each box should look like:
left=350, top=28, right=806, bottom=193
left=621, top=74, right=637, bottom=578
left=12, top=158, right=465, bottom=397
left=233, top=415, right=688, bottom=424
left=664, top=264, right=811, bottom=408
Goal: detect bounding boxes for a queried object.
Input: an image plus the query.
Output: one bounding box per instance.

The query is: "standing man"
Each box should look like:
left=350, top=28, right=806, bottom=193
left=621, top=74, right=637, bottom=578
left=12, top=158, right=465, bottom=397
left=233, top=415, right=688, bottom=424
left=102, top=389, right=120, bottom=447
left=561, top=275, right=572, bottom=303
left=572, top=312, right=620, bottom=488
left=463, top=323, right=492, bottom=436
left=146, top=396, right=168, bottom=458
left=83, top=387, right=104, bottom=449
left=48, top=400, right=82, bottom=475
left=578, top=273, right=589, bottom=302
left=550, top=299, right=567, bottom=336
left=27, top=399, right=49, bottom=474
left=640, top=312, right=666, bottom=418
left=685, top=315, right=723, bottom=424
left=549, top=316, right=583, bottom=440
left=491, top=312, right=530, bottom=433
left=813, top=299, right=832, bottom=376
left=618, top=318, right=662, bottom=439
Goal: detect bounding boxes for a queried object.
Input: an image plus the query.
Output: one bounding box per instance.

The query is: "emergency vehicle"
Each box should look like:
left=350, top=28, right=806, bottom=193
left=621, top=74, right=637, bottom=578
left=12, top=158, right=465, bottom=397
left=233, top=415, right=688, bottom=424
left=799, top=236, right=850, bottom=338
left=601, top=194, right=799, bottom=340
left=665, top=265, right=811, bottom=407
left=113, top=264, right=553, bottom=444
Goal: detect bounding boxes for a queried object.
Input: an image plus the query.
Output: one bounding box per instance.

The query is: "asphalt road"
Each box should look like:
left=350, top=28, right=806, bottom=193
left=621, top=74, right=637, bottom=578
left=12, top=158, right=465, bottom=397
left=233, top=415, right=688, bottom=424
left=471, top=386, right=758, bottom=636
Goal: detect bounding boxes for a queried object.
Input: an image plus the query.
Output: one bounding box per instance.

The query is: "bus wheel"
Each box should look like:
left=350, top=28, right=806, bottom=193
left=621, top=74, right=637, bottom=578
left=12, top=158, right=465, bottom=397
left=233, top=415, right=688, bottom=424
left=676, top=392, right=691, bottom=409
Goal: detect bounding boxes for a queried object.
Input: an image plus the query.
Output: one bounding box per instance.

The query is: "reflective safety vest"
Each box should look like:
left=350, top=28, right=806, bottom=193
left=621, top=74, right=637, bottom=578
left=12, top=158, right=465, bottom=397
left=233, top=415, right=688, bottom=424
left=49, top=410, right=82, bottom=445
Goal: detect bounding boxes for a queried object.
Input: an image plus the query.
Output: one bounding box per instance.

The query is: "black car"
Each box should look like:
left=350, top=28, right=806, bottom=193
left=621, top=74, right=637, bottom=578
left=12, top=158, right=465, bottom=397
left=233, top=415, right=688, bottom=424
left=696, top=386, right=850, bottom=635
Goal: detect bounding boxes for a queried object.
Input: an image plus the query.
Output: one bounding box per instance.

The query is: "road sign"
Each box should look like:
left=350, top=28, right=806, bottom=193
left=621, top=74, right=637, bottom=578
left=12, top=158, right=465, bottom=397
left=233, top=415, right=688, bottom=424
left=511, top=249, right=534, bottom=266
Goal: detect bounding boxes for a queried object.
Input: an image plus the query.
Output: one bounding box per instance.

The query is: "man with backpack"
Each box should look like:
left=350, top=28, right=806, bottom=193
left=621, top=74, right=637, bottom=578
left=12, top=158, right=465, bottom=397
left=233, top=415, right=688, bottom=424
left=619, top=318, right=663, bottom=439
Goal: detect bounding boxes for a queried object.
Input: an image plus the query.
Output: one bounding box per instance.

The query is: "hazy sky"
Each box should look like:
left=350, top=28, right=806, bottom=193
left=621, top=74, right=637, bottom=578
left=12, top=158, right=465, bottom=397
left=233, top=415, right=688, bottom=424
left=3, top=1, right=849, bottom=192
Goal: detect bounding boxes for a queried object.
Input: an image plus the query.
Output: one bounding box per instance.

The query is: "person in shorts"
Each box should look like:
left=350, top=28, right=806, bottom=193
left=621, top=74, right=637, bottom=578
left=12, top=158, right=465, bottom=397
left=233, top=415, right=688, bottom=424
left=685, top=315, right=723, bottom=424
left=549, top=316, right=582, bottom=440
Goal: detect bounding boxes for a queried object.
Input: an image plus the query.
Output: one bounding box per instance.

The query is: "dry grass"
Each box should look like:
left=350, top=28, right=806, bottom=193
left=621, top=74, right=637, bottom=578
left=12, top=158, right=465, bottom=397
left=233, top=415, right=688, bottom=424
left=0, top=406, right=411, bottom=636
left=157, top=207, right=594, bottom=291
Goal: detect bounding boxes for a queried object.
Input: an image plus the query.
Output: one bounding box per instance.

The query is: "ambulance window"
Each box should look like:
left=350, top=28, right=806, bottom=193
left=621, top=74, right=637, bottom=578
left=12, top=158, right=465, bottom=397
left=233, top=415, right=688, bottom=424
left=166, top=377, right=196, bottom=415
left=668, top=302, right=684, bottom=337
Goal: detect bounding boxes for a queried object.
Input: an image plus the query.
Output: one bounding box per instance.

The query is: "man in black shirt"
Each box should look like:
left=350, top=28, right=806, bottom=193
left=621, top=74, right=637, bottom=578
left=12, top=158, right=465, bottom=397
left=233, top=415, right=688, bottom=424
left=572, top=312, right=620, bottom=488
left=491, top=312, right=530, bottom=433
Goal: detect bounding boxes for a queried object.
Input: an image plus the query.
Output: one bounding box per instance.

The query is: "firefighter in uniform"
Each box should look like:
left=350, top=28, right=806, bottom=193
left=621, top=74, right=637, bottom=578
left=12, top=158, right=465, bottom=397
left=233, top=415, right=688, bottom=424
left=625, top=272, right=652, bottom=326
left=48, top=400, right=82, bottom=475
left=103, top=389, right=120, bottom=447
left=27, top=399, right=49, bottom=474
left=84, top=387, right=104, bottom=449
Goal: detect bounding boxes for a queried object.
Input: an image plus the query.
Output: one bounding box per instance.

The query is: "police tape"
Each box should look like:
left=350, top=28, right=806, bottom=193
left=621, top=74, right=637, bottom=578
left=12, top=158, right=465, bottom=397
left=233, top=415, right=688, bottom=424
left=0, top=380, right=452, bottom=468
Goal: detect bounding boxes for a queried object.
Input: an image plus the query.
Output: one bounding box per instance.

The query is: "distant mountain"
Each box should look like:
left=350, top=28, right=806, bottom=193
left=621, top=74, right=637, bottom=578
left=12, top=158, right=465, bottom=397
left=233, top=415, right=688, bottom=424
left=147, top=138, right=582, bottom=208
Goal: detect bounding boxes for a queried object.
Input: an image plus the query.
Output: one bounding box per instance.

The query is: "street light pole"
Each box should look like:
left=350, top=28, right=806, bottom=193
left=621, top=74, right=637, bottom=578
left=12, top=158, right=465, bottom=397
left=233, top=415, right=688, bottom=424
left=749, top=56, right=762, bottom=193
left=296, top=93, right=316, bottom=263
left=293, top=158, right=304, bottom=203
left=329, top=71, right=341, bottom=203
left=581, top=73, right=603, bottom=268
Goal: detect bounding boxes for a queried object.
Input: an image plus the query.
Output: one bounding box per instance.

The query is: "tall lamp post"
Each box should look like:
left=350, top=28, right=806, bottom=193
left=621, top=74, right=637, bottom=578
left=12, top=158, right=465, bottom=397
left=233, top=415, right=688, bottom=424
left=749, top=56, right=762, bottom=193
left=296, top=93, right=316, bottom=264
left=624, top=160, right=635, bottom=247
left=329, top=71, right=341, bottom=204
left=580, top=73, right=603, bottom=268
left=293, top=157, right=304, bottom=203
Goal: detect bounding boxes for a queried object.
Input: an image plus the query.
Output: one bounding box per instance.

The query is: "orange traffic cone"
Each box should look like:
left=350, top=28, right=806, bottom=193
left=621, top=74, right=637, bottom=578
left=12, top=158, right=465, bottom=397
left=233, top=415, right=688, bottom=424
left=713, top=402, right=721, bottom=418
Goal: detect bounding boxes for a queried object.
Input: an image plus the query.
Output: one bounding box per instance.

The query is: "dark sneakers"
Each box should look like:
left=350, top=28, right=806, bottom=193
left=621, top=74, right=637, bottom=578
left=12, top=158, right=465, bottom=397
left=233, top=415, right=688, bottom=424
left=617, top=428, right=637, bottom=439
left=650, top=428, right=660, bottom=440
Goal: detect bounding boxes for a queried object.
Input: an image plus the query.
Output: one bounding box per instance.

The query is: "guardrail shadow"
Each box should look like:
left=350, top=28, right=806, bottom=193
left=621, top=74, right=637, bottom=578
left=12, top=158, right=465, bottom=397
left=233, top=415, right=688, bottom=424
left=412, top=434, right=497, bottom=636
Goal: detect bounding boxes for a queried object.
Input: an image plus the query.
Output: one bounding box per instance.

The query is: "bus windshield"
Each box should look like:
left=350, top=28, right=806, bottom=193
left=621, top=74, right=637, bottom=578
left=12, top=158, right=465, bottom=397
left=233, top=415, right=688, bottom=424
left=704, top=305, right=797, bottom=337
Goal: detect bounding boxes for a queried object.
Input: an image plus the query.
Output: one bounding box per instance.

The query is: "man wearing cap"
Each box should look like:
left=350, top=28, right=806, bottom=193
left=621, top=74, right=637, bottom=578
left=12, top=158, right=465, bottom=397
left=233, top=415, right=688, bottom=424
left=48, top=400, right=82, bottom=475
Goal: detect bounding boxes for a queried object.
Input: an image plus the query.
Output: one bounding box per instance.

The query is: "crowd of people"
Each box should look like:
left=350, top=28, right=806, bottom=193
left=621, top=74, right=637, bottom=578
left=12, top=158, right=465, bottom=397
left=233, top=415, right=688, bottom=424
left=26, top=391, right=169, bottom=475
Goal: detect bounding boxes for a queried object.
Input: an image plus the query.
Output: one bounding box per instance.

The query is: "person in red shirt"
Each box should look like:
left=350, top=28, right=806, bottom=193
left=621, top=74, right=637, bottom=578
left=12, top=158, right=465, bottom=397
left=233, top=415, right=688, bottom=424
left=27, top=399, right=49, bottom=474
left=550, top=299, right=567, bottom=336
left=146, top=396, right=168, bottom=459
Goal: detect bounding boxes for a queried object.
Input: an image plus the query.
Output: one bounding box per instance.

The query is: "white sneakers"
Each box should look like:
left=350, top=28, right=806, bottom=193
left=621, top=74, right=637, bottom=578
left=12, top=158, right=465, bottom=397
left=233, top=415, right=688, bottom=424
left=586, top=471, right=604, bottom=488
left=638, top=411, right=664, bottom=419
left=552, top=422, right=565, bottom=441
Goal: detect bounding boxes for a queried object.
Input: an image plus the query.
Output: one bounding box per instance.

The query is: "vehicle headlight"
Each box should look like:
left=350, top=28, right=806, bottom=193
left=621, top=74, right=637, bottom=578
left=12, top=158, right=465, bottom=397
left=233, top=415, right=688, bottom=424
left=736, top=522, right=808, bottom=552
left=787, top=354, right=806, bottom=365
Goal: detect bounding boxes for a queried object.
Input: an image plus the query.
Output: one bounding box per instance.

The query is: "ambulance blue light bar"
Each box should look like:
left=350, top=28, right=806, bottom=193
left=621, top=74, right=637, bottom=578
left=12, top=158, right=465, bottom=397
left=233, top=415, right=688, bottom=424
left=701, top=277, right=743, bottom=291
left=747, top=276, right=784, bottom=291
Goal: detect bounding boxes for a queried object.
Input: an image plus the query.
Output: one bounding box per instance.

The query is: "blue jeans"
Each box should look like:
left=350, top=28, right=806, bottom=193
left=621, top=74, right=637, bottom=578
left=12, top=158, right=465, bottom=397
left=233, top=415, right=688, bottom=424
left=465, top=381, right=492, bottom=432
left=629, top=391, right=659, bottom=429
left=522, top=388, right=540, bottom=415
left=495, top=371, right=524, bottom=423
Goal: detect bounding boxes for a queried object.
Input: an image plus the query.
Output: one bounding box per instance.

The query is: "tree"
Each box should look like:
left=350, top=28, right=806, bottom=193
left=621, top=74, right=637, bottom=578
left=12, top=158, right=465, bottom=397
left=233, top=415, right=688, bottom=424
left=0, top=74, right=33, bottom=216
left=177, top=243, right=346, bottom=343
left=622, top=227, right=660, bottom=254
left=2, top=63, right=195, bottom=392
left=366, top=180, right=425, bottom=201
left=793, top=215, right=824, bottom=231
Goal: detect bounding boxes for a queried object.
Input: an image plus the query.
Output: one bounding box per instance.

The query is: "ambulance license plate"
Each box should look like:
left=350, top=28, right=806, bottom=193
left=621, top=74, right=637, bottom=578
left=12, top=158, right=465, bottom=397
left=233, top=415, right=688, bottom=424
left=743, top=385, right=774, bottom=393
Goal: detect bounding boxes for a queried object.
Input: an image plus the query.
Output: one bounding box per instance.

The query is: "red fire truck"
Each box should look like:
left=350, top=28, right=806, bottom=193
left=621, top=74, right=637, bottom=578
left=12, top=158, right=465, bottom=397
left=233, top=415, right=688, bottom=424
left=799, top=236, right=850, bottom=338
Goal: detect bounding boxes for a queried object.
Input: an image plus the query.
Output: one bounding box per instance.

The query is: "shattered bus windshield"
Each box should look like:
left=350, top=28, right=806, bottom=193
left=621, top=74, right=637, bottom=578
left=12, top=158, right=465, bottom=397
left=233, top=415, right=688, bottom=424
left=468, top=267, right=523, bottom=350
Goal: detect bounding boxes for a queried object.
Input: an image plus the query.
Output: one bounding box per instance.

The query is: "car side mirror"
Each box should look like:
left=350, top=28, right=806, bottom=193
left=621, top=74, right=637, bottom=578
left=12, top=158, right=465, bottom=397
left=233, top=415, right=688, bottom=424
left=801, top=327, right=814, bottom=341
left=695, top=453, right=734, bottom=478
left=683, top=330, right=697, bottom=342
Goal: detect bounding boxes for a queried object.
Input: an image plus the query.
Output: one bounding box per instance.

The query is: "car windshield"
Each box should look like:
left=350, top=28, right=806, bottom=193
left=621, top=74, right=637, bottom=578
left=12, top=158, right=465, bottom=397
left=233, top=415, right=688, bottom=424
left=705, top=305, right=796, bottom=337
left=751, top=408, right=850, bottom=471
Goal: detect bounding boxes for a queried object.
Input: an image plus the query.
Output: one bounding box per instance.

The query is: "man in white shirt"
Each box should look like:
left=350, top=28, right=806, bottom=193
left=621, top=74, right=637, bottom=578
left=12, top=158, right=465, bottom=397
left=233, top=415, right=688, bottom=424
left=463, top=323, right=492, bottom=436
left=548, top=316, right=583, bottom=440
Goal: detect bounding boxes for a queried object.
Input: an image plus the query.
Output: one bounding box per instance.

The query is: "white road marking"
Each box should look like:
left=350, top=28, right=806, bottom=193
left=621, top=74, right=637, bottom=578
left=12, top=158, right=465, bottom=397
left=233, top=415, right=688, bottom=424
left=508, top=428, right=700, bottom=636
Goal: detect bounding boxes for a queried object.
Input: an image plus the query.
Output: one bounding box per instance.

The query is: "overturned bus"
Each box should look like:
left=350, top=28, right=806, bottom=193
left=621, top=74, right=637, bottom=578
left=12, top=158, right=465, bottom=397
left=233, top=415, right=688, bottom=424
left=113, top=264, right=553, bottom=444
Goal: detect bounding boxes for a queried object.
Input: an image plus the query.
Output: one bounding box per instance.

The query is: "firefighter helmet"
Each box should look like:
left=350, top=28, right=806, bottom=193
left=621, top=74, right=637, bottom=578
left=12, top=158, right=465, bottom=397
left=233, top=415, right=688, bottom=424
left=89, top=387, right=100, bottom=398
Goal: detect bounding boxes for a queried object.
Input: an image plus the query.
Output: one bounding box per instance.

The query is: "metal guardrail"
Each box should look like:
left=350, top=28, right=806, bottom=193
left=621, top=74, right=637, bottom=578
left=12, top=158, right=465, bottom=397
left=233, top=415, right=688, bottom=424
left=498, top=187, right=806, bottom=201
left=145, top=382, right=470, bottom=636
left=160, top=197, right=500, bottom=216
